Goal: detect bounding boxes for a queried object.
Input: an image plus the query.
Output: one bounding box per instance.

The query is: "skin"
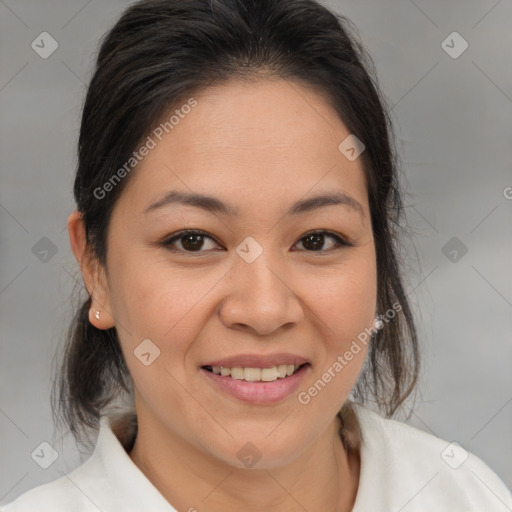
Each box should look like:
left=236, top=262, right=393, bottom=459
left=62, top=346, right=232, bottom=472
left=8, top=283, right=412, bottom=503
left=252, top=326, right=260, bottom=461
left=68, top=78, right=377, bottom=512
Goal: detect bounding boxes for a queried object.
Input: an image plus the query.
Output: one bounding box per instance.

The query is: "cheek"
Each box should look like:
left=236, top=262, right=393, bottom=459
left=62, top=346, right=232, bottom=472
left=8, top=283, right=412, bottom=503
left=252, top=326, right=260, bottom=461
left=306, top=252, right=377, bottom=338
left=106, top=247, right=199, bottom=334
left=295, top=262, right=376, bottom=422
left=106, top=261, right=205, bottom=403
left=106, top=255, right=225, bottom=379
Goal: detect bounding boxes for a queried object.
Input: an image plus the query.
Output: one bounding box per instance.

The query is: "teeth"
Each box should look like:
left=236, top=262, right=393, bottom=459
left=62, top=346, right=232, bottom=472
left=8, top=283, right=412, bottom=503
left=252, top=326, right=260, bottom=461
left=244, top=368, right=261, bottom=381
left=261, top=367, right=277, bottom=381
left=208, top=364, right=301, bottom=382
left=276, top=364, right=287, bottom=378
left=231, top=367, right=244, bottom=379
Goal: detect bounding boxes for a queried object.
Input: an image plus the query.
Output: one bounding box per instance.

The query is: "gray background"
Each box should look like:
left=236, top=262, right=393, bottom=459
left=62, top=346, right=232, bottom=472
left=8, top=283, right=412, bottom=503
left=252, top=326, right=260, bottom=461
left=1, top=0, right=511, bottom=505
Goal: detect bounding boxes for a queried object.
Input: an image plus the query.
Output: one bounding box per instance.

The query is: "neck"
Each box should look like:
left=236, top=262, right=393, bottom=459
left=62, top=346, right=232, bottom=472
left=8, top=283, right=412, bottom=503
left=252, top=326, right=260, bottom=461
left=127, top=410, right=360, bottom=512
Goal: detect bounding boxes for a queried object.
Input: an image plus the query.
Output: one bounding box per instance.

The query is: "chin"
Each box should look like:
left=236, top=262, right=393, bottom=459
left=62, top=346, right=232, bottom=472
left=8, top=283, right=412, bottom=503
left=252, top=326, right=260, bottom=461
left=206, top=431, right=308, bottom=471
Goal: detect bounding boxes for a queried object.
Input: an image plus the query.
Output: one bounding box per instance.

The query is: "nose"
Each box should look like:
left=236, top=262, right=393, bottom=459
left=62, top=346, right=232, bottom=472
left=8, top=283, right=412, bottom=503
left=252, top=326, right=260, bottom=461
left=218, top=252, right=304, bottom=336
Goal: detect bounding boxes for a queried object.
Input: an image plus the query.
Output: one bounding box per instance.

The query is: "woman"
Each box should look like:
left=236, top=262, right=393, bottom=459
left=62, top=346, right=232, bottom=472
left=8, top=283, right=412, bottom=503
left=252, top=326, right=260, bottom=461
left=2, top=0, right=510, bottom=510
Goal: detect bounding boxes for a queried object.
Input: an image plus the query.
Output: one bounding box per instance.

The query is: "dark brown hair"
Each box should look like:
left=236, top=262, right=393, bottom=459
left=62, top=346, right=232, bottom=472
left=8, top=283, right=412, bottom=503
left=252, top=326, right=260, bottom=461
left=51, top=0, right=420, bottom=448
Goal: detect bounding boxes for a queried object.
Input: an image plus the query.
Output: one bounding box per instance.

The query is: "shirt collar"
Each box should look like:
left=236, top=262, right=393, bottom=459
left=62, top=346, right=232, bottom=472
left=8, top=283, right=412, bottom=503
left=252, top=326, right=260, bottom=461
left=350, top=403, right=390, bottom=511
left=82, top=410, right=178, bottom=511
left=90, top=404, right=379, bottom=511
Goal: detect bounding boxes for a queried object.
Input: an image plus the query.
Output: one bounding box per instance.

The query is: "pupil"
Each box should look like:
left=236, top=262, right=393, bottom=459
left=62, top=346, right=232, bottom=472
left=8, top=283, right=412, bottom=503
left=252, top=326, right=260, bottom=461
left=304, top=234, right=323, bottom=251
left=182, top=234, right=203, bottom=251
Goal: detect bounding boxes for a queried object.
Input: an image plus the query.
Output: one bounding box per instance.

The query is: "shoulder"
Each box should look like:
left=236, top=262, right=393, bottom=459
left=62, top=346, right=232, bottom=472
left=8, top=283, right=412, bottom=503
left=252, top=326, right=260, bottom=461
left=0, top=410, right=174, bottom=512
left=352, top=403, right=512, bottom=511
left=0, top=456, right=107, bottom=512
left=0, top=412, right=132, bottom=512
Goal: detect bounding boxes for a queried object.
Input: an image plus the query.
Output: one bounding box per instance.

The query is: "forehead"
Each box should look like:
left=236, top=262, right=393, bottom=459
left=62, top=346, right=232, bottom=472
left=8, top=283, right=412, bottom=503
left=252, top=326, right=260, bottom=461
left=118, top=79, right=369, bottom=218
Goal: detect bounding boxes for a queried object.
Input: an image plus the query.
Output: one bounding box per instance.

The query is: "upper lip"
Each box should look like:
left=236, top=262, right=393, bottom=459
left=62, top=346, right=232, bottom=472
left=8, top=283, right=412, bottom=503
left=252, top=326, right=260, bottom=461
left=201, top=353, right=309, bottom=368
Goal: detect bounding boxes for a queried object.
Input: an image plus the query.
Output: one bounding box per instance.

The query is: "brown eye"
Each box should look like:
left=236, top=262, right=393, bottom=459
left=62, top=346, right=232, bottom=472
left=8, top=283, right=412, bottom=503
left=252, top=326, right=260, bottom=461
left=294, top=230, right=352, bottom=252
left=162, top=230, right=221, bottom=253
left=161, top=229, right=352, bottom=255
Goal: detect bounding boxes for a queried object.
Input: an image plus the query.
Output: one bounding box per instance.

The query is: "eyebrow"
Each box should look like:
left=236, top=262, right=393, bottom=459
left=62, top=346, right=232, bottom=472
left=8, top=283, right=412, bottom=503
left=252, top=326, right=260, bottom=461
left=144, top=190, right=364, bottom=218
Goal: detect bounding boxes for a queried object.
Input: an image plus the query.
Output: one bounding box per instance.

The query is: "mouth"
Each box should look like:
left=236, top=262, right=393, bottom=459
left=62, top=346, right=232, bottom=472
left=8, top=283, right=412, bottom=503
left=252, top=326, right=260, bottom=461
left=200, top=363, right=311, bottom=404
left=201, top=363, right=310, bottom=382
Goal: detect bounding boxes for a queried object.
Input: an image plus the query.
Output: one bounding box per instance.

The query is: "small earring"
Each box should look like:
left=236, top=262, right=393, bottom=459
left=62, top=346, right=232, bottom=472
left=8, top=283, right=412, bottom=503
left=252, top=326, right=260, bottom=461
left=373, top=317, right=384, bottom=331
left=94, top=309, right=100, bottom=320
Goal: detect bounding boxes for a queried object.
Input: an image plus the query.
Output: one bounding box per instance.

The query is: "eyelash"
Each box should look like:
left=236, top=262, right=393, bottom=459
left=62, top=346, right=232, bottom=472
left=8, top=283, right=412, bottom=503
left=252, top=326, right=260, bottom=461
left=160, top=229, right=353, bottom=255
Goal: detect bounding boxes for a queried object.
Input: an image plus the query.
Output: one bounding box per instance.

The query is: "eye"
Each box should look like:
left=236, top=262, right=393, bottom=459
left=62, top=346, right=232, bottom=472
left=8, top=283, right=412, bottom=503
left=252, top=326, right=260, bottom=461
left=161, top=229, right=352, bottom=254
left=161, top=230, right=222, bottom=253
left=293, top=230, right=353, bottom=252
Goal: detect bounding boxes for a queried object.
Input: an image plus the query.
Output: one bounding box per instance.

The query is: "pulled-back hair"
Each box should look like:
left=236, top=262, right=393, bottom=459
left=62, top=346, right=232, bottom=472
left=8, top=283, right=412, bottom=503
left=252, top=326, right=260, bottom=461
left=52, top=0, right=420, bottom=448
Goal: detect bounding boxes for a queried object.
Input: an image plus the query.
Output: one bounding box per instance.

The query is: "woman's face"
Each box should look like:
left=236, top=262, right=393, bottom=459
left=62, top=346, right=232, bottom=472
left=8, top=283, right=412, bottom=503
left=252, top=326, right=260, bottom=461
left=95, top=79, right=376, bottom=468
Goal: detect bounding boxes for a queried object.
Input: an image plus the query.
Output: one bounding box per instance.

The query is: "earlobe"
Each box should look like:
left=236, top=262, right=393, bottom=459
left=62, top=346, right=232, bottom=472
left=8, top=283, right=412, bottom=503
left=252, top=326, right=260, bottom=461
left=88, top=304, right=115, bottom=330
left=67, top=210, right=115, bottom=330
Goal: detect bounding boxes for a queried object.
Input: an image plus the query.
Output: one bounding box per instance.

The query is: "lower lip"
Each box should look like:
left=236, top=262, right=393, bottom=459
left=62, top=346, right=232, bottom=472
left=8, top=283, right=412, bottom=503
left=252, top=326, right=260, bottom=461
left=200, top=364, right=310, bottom=404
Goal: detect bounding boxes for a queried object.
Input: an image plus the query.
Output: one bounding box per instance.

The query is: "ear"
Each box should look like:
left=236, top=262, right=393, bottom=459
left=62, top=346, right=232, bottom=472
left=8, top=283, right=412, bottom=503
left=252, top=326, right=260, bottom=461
left=67, top=210, right=115, bottom=330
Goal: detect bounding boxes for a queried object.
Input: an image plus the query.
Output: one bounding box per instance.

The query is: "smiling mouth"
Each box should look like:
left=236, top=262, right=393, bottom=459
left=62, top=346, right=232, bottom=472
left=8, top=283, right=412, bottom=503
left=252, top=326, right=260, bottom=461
left=201, top=363, right=309, bottom=382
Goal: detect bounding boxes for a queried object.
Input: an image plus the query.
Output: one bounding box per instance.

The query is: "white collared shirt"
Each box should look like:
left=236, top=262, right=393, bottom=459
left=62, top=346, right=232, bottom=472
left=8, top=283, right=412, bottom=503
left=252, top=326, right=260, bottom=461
left=2, top=404, right=511, bottom=511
